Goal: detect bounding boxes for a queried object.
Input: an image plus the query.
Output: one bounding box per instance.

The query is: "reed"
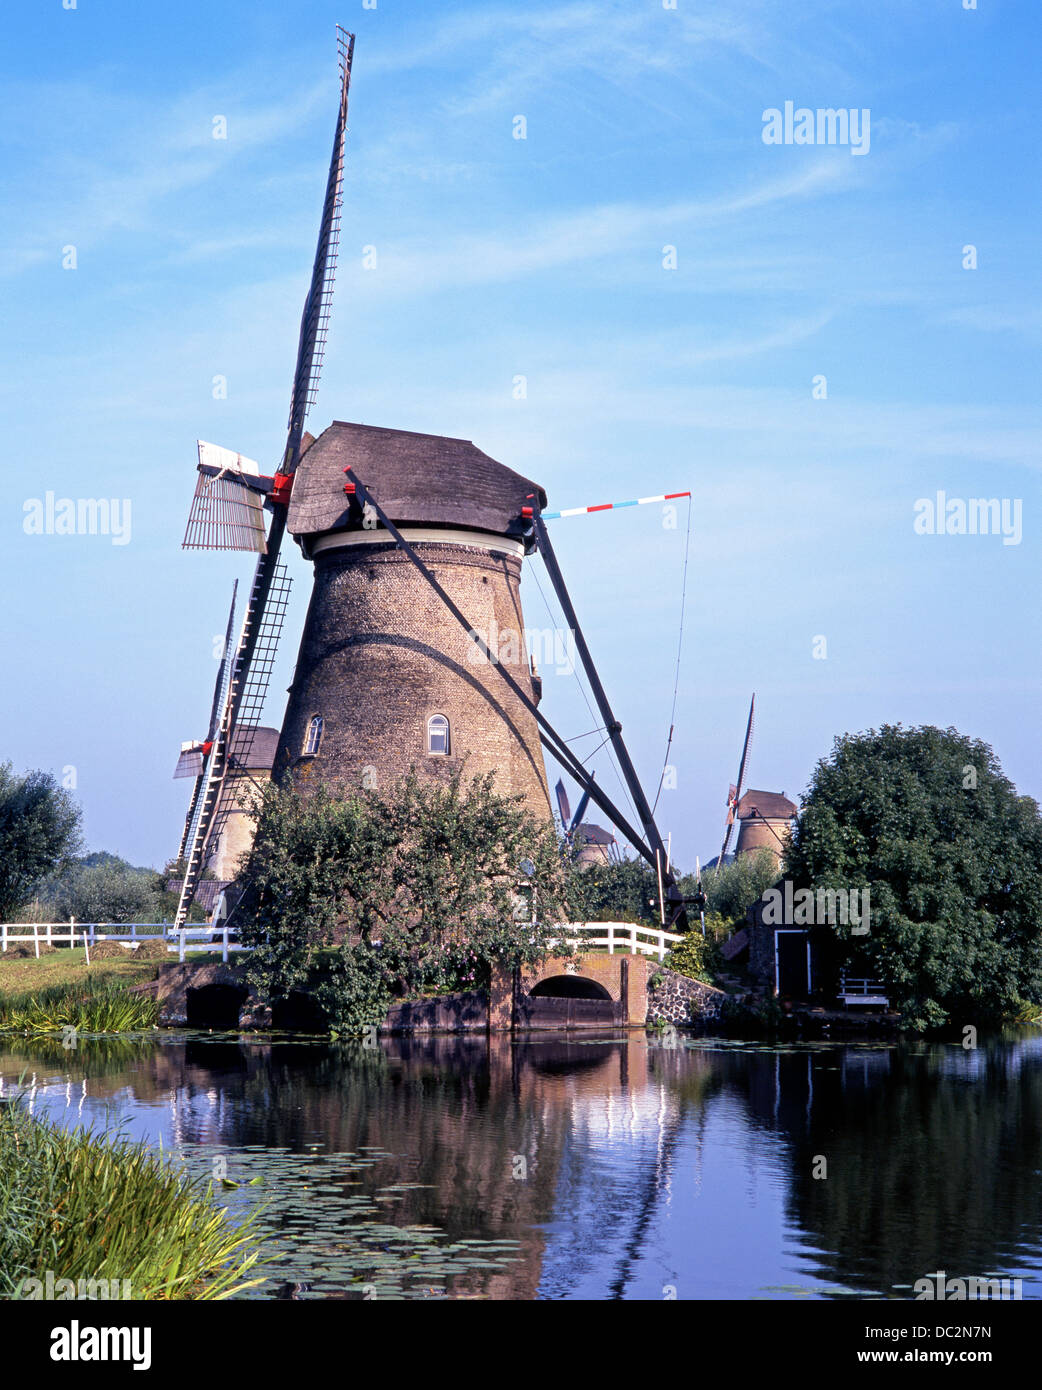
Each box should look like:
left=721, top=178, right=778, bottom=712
left=0, top=979, right=158, bottom=1034
left=0, top=1100, right=263, bottom=1300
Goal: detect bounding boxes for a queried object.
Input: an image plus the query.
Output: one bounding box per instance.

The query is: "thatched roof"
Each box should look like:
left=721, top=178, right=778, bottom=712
left=287, top=421, right=547, bottom=541
left=227, top=725, right=280, bottom=772
left=736, top=789, right=797, bottom=820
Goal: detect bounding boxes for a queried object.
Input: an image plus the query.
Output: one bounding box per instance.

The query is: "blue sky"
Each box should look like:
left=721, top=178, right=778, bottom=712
left=3, top=0, right=1039, bottom=873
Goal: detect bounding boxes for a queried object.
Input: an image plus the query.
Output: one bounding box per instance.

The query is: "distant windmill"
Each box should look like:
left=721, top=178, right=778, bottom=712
left=173, top=27, right=354, bottom=926
left=554, top=777, right=589, bottom=841
left=719, top=693, right=755, bottom=864
left=555, top=776, right=616, bottom=867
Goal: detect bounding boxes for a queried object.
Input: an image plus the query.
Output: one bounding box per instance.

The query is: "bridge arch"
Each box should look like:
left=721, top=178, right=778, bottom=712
left=529, top=974, right=612, bottom=1000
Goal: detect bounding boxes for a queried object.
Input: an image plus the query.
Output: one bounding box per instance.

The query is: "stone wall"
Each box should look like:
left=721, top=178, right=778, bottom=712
left=645, top=966, right=726, bottom=1026
left=152, top=962, right=256, bottom=1027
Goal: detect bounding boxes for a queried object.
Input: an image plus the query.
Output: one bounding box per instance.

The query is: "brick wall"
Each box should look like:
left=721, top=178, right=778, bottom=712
left=275, top=539, right=552, bottom=816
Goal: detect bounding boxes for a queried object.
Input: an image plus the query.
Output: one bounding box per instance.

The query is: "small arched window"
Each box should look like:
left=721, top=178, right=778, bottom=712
left=427, top=714, right=450, bottom=755
left=303, top=715, right=323, bottom=756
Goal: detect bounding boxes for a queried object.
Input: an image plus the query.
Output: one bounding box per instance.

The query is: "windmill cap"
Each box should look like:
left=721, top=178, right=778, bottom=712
left=736, top=789, right=797, bottom=819
left=286, top=421, right=547, bottom=541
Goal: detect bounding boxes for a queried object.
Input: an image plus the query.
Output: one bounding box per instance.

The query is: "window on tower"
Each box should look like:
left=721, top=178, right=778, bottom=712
left=427, top=714, right=450, bottom=756
left=303, top=716, right=324, bottom=756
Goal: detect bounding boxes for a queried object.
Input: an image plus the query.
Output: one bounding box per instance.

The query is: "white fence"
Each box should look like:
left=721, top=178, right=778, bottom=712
left=0, top=923, right=249, bottom=965
left=555, top=922, right=684, bottom=963
left=838, top=973, right=890, bottom=1007
left=2, top=919, right=683, bottom=968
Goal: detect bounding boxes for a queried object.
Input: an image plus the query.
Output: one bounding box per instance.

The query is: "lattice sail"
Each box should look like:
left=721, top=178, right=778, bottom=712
left=183, top=471, right=268, bottom=552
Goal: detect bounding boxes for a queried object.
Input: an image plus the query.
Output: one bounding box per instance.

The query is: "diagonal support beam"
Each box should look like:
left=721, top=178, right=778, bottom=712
left=341, top=469, right=662, bottom=874
left=530, top=510, right=687, bottom=929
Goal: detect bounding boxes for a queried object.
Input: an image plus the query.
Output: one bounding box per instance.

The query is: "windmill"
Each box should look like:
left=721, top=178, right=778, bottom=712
left=173, top=26, right=354, bottom=927
left=719, top=692, right=755, bottom=864
left=555, top=776, right=616, bottom=866
left=173, top=27, right=692, bottom=930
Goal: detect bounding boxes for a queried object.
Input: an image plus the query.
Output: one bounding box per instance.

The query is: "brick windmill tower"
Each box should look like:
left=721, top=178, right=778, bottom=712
left=274, top=421, right=552, bottom=814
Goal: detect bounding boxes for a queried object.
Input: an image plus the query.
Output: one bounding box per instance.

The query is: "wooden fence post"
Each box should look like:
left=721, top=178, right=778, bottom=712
left=33, top=922, right=40, bottom=960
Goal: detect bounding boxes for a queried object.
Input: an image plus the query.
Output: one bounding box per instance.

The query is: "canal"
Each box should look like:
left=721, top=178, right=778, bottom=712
left=2, top=1029, right=1041, bottom=1300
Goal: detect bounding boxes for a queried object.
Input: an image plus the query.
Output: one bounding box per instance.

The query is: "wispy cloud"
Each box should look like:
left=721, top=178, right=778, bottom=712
left=342, top=161, right=850, bottom=298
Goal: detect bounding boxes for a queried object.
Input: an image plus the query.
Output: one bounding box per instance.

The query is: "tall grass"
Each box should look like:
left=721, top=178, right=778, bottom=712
left=0, top=979, right=157, bottom=1034
left=0, top=1099, right=263, bottom=1299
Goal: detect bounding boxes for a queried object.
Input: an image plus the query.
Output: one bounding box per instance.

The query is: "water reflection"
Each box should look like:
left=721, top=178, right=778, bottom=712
left=1, top=1029, right=1041, bottom=1300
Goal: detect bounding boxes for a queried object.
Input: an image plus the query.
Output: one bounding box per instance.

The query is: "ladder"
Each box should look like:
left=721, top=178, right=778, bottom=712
left=174, top=563, right=292, bottom=926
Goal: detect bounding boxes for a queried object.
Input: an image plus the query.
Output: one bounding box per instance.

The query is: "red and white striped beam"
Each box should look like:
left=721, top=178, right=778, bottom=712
left=540, top=491, right=690, bottom=520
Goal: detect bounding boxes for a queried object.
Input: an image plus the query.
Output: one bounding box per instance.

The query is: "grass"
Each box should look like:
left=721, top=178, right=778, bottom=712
left=0, top=1098, right=264, bottom=1299
left=0, top=950, right=162, bottom=1034
left=0, top=946, right=160, bottom=998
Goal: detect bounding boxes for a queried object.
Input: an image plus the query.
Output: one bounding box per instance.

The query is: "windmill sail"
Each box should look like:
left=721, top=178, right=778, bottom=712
left=174, top=27, right=354, bottom=927
left=175, top=581, right=238, bottom=856
left=182, top=476, right=265, bottom=552
left=720, top=693, right=755, bottom=862
left=555, top=779, right=572, bottom=828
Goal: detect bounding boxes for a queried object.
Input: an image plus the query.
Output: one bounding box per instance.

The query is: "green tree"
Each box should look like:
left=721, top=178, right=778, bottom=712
left=564, top=855, right=660, bottom=926
left=785, top=724, right=1042, bottom=1030
left=0, top=764, right=81, bottom=921
left=237, top=770, right=571, bottom=1033
left=684, top=848, right=780, bottom=928
left=50, top=861, right=163, bottom=924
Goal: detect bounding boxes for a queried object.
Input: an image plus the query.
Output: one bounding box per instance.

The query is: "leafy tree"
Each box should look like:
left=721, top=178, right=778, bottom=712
left=564, top=855, right=660, bottom=925
left=785, top=724, right=1042, bottom=1030
left=683, top=848, right=780, bottom=928
left=237, top=771, right=571, bottom=1034
left=51, top=862, right=164, bottom=924
left=0, top=764, right=81, bottom=921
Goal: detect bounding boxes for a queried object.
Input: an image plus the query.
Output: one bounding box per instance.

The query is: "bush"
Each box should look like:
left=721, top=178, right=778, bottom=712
left=663, top=930, right=714, bottom=983
left=238, top=770, right=572, bottom=1034
left=564, top=856, right=659, bottom=925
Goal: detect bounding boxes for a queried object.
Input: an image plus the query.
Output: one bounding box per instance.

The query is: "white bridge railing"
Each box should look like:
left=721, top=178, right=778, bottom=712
left=3, top=920, right=684, bottom=968
left=553, top=922, right=684, bottom=963
left=0, top=923, right=250, bottom=965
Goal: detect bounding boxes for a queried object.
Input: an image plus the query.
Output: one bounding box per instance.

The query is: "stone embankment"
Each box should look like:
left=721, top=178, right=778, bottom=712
left=645, top=967, right=726, bottom=1026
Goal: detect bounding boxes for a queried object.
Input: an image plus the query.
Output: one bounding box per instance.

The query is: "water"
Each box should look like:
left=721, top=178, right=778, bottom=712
left=2, top=1029, right=1042, bottom=1300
